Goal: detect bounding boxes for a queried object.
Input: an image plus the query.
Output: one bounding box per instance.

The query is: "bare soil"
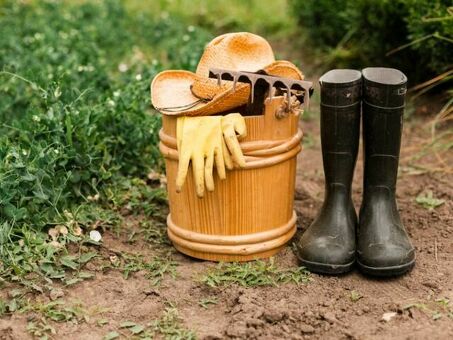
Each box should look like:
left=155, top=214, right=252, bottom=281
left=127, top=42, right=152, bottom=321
left=1, top=112, right=452, bottom=340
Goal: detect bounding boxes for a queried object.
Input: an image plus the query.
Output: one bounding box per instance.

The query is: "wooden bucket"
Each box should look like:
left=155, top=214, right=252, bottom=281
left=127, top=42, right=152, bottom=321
left=159, top=96, right=302, bottom=261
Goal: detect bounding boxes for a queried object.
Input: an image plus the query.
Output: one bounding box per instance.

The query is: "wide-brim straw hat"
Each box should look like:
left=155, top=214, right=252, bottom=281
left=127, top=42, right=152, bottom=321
left=151, top=32, right=304, bottom=116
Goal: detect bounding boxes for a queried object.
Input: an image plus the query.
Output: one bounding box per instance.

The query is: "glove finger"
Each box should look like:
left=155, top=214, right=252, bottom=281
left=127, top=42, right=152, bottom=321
left=175, top=151, right=191, bottom=193
left=204, top=151, right=215, bottom=192
left=232, top=114, right=247, bottom=138
left=192, top=154, right=205, bottom=198
left=176, top=117, right=185, bottom=151
left=224, top=126, right=246, bottom=168
left=222, top=138, right=234, bottom=170
left=214, top=146, right=226, bottom=180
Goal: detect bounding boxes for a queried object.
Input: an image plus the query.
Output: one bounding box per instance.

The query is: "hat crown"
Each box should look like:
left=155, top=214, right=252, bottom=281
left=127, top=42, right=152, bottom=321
left=195, top=32, right=276, bottom=77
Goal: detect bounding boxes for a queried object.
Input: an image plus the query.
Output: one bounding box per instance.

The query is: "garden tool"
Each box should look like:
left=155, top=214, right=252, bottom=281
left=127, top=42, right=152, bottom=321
left=151, top=32, right=305, bottom=116
left=175, top=113, right=247, bottom=198
left=208, top=68, right=313, bottom=116
left=358, top=67, right=415, bottom=276
left=295, top=69, right=362, bottom=274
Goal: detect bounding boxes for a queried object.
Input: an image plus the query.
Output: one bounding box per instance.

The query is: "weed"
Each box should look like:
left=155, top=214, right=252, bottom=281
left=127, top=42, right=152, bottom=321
left=350, top=290, right=363, bottom=302
left=198, top=297, right=218, bottom=309
left=415, top=190, right=445, bottom=210
left=104, top=304, right=196, bottom=339
left=0, top=297, right=26, bottom=316
left=200, top=258, right=310, bottom=288
left=21, top=299, right=86, bottom=323
left=404, top=298, right=453, bottom=321
left=103, top=331, right=120, bottom=340
left=150, top=305, right=197, bottom=340
left=139, top=220, right=171, bottom=246
left=27, top=318, right=56, bottom=339
left=119, top=253, right=178, bottom=285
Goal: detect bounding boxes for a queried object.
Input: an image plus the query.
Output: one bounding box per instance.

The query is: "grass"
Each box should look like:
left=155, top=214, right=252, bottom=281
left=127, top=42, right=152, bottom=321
left=108, top=252, right=178, bottom=285
left=198, top=297, right=218, bottom=309
left=103, top=304, right=196, bottom=340
left=0, top=297, right=92, bottom=338
left=200, top=258, right=310, bottom=288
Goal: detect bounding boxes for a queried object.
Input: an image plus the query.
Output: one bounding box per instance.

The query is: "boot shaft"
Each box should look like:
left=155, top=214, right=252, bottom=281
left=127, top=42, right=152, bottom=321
left=319, top=69, right=362, bottom=193
left=362, top=67, right=407, bottom=192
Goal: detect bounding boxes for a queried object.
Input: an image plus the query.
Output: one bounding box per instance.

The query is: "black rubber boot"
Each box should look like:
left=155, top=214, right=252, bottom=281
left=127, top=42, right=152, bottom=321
left=296, top=69, right=361, bottom=274
left=358, top=67, right=415, bottom=277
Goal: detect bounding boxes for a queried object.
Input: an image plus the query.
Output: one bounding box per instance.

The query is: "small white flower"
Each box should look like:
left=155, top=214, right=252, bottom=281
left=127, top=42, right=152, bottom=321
left=182, top=34, right=190, bottom=42
left=89, top=230, right=102, bottom=243
left=54, top=87, right=61, bottom=98
left=54, top=149, right=59, bottom=154
left=152, top=59, right=158, bottom=66
left=107, top=99, right=115, bottom=107
left=187, top=25, right=195, bottom=32
left=135, top=74, right=142, bottom=81
left=32, top=115, right=41, bottom=122
left=118, top=63, right=128, bottom=72
left=113, top=90, right=121, bottom=97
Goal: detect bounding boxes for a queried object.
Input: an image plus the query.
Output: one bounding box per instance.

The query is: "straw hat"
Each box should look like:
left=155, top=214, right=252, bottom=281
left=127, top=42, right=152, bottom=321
left=151, top=32, right=304, bottom=116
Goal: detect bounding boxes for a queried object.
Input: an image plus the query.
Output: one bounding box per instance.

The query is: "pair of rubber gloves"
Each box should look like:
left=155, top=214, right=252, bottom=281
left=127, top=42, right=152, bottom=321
left=176, top=113, right=247, bottom=197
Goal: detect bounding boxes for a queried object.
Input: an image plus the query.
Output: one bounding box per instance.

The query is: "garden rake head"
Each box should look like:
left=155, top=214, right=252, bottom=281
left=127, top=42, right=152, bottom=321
left=209, top=68, right=314, bottom=116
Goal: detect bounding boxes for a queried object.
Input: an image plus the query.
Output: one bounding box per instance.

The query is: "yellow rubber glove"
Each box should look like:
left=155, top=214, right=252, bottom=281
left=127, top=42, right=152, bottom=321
left=176, top=116, right=226, bottom=197
left=176, top=114, right=247, bottom=197
left=221, top=113, right=247, bottom=168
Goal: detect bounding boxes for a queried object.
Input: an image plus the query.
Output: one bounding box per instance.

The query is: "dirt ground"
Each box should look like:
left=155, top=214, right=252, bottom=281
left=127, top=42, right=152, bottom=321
left=1, top=106, right=452, bottom=339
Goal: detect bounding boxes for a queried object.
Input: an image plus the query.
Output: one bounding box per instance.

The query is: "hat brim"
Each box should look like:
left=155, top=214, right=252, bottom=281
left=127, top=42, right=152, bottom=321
left=151, top=60, right=304, bottom=116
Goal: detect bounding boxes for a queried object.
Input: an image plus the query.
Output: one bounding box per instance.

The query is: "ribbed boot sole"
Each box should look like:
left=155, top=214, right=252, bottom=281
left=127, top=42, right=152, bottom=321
left=357, top=259, right=415, bottom=277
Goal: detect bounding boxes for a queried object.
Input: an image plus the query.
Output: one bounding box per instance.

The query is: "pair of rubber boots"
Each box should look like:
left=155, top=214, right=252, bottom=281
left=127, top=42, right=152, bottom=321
left=296, top=67, right=415, bottom=277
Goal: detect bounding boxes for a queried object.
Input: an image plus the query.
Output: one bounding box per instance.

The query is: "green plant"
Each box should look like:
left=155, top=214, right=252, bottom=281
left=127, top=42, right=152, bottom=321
left=415, top=190, right=445, bottom=210
left=290, top=0, right=452, bottom=83
left=119, top=253, right=178, bottom=285
left=104, top=304, right=196, bottom=339
left=198, top=297, right=218, bottom=309
left=150, top=305, right=197, bottom=340
left=27, top=318, right=56, bottom=339
left=350, top=290, right=363, bottom=302
left=201, top=258, right=310, bottom=288
left=0, top=0, right=212, bottom=286
left=21, top=299, right=86, bottom=322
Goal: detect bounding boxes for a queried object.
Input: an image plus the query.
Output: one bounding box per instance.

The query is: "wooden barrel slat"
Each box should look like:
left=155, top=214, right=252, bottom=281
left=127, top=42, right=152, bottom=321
left=161, top=96, right=301, bottom=261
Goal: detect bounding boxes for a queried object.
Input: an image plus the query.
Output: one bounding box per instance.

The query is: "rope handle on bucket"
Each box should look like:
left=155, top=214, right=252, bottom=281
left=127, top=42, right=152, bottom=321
left=159, top=128, right=303, bottom=170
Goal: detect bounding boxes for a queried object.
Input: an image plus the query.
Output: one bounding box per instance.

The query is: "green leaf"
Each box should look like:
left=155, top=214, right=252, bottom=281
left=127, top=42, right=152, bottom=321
left=78, top=252, right=97, bottom=264
left=60, top=255, right=79, bottom=270
left=97, top=319, right=109, bottom=326
left=103, top=331, right=119, bottom=340
left=129, top=324, right=145, bottom=334
left=78, top=271, right=95, bottom=279
left=65, top=278, right=82, bottom=286
left=119, top=321, right=136, bottom=328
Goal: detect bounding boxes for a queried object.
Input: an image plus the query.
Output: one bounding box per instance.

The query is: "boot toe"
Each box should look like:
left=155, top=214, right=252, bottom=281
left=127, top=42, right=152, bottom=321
left=358, top=243, right=415, bottom=276
left=296, top=236, right=355, bottom=274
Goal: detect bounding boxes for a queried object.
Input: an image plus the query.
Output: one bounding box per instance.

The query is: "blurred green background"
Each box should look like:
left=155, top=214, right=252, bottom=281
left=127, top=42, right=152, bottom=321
left=0, top=0, right=451, bottom=282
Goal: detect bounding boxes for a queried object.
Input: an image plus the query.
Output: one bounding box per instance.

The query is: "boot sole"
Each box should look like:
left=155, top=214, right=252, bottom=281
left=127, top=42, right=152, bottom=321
left=357, top=259, right=415, bottom=277
left=297, top=257, right=355, bottom=275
